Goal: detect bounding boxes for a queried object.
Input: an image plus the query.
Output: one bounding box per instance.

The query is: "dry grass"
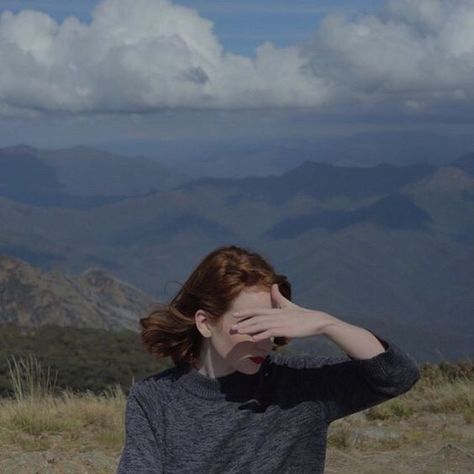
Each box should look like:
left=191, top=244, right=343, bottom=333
left=0, top=387, right=127, bottom=453
left=327, top=372, right=474, bottom=458
left=365, top=376, right=474, bottom=424
left=0, top=353, right=473, bottom=472
left=0, top=354, right=128, bottom=456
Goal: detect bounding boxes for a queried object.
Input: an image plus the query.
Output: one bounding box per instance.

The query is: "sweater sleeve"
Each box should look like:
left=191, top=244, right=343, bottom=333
left=316, top=331, right=421, bottom=424
left=273, top=330, right=421, bottom=424
left=117, top=386, right=164, bottom=474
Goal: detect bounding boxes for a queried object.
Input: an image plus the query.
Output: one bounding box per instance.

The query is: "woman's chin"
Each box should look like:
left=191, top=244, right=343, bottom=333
left=236, top=358, right=262, bottom=374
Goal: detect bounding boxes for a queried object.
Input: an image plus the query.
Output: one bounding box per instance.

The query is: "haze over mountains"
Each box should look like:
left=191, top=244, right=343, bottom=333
left=0, top=144, right=473, bottom=363
left=95, top=129, right=474, bottom=177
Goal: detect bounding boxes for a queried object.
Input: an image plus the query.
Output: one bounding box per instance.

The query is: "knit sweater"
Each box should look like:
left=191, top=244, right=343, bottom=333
left=117, top=331, right=420, bottom=473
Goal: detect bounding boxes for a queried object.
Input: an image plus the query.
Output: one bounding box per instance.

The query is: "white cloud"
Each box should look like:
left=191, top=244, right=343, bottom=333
left=1, top=0, right=474, bottom=117
left=301, top=0, right=474, bottom=108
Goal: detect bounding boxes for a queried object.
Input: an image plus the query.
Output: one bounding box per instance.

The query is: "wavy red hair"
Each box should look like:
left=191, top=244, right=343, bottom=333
left=139, top=245, right=292, bottom=367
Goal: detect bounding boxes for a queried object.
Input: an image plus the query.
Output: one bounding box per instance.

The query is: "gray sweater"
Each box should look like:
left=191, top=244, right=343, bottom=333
left=117, top=331, right=420, bottom=473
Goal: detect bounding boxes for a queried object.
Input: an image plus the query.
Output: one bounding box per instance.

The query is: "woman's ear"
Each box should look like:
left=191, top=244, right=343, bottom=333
left=195, top=309, right=213, bottom=338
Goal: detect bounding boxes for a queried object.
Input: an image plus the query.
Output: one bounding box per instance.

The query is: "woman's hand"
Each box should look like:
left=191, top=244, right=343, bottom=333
left=230, top=283, right=340, bottom=342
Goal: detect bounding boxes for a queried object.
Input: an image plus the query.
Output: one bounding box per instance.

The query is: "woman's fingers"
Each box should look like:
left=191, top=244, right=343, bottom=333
left=250, top=329, right=275, bottom=342
left=232, top=315, right=274, bottom=332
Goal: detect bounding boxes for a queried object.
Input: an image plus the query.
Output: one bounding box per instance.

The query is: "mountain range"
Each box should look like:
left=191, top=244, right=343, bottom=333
left=0, top=144, right=473, bottom=363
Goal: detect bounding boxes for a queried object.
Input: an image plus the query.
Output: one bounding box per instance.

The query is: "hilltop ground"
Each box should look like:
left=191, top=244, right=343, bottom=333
left=0, top=363, right=473, bottom=473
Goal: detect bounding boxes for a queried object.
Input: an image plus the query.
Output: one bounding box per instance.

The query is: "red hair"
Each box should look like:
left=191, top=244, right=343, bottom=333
left=140, top=245, right=292, bottom=367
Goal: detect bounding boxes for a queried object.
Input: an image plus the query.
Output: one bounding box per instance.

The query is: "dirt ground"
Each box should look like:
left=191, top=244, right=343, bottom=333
left=326, top=440, right=474, bottom=474
left=325, top=412, right=474, bottom=474
left=0, top=412, right=473, bottom=473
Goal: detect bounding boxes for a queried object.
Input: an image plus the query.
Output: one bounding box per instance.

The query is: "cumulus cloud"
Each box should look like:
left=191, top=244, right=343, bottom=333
left=302, top=0, right=474, bottom=111
left=0, top=0, right=474, bottom=116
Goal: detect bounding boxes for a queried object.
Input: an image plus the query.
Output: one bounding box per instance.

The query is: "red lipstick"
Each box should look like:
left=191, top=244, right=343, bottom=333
left=249, top=356, right=264, bottom=364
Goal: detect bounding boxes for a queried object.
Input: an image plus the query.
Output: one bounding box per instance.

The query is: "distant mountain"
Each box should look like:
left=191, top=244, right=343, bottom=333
left=176, top=161, right=436, bottom=206
left=264, top=192, right=432, bottom=239
left=1, top=152, right=474, bottom=362
left=0, top=145, right=187, bottom=209
left=0, top=254, right=154, bottom=331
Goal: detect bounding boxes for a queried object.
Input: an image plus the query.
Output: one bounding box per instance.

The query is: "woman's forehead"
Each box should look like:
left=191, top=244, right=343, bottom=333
left=231, top=287, right=271, bottom=308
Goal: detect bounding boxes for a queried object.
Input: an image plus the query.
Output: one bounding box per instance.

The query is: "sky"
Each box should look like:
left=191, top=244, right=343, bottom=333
left=1, top=0, right=474, bottom=161
left=0, top=1, right=383, bottom=56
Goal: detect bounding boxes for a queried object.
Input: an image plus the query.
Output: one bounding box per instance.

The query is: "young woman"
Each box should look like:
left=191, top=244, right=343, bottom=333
left=117, top=245, right=420, bottom=473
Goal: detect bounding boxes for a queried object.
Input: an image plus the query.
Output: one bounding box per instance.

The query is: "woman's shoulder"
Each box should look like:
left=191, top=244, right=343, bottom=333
left=128, top=365, right=180, bottom=402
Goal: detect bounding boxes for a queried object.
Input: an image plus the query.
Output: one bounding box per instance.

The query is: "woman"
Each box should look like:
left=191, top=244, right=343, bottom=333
left=117, top=245, right=420, bottom=473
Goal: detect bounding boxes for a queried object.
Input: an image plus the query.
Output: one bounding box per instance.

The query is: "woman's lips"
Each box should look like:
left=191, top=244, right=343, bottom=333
left=249, top=356, right=264, bottom=364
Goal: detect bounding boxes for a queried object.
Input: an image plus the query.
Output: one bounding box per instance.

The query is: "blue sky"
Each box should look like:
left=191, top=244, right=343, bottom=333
left=0, top=0, right=473, bottom=162
left=0, top=0, right=383, bottom=56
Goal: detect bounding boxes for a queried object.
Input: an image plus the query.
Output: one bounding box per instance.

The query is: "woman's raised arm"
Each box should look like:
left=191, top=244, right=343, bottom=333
left=221, top=283, right=421, bottom=424
left=319, top=331, right=420, bottom=423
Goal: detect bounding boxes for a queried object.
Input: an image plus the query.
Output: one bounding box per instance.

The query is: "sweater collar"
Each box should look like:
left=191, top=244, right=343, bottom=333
left=174, top=357, right=270, bottom=401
